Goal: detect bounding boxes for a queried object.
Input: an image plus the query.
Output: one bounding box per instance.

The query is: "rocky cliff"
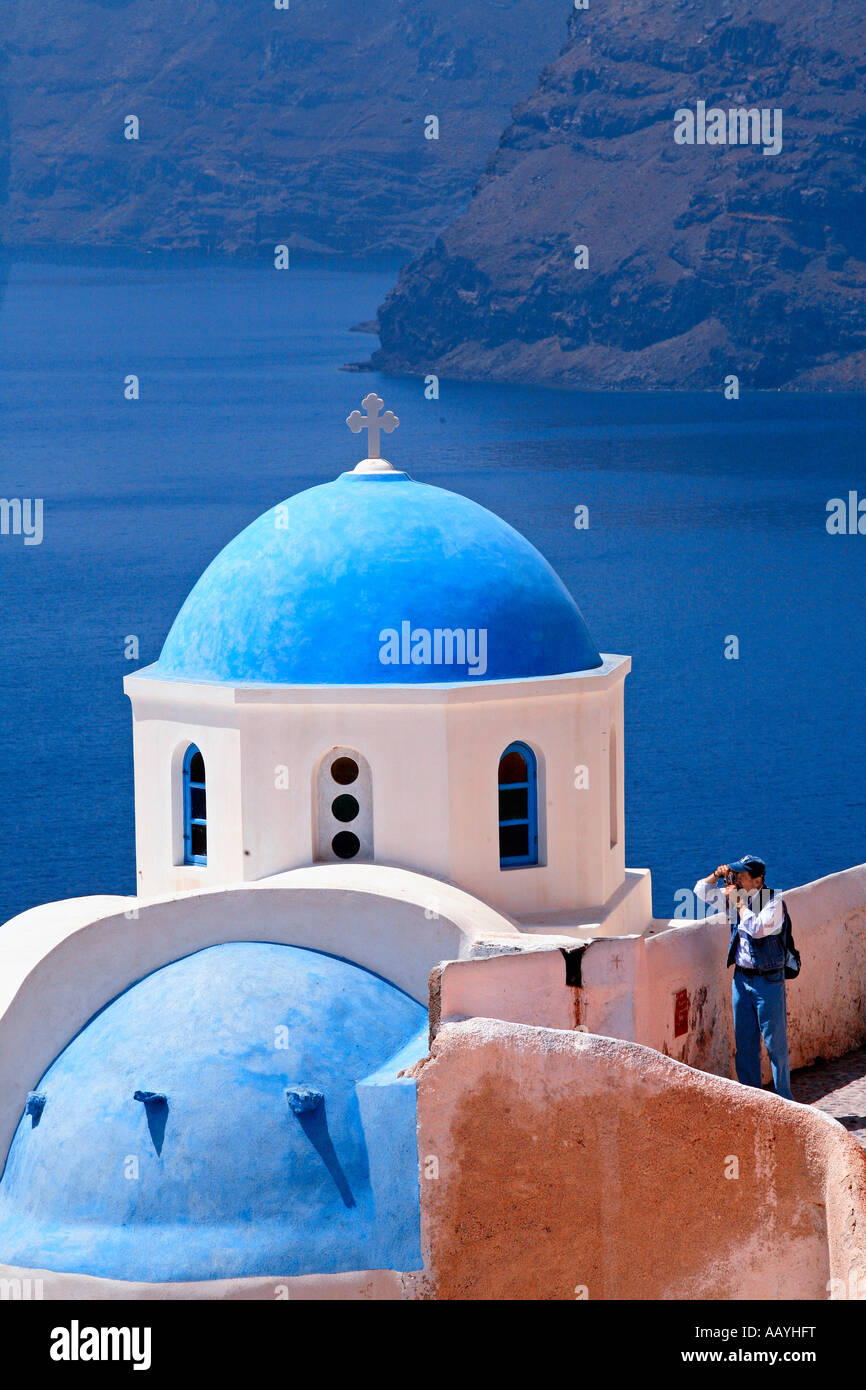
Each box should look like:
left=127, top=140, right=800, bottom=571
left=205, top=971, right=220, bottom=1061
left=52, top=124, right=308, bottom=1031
left=372, top=1, right=866, bottom=390
left=0, top=0, right=557, bottom=258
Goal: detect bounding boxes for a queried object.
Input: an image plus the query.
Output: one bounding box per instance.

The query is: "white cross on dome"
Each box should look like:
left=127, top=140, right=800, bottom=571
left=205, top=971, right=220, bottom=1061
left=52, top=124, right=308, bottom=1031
left=346, top=393, right=399, bottom=461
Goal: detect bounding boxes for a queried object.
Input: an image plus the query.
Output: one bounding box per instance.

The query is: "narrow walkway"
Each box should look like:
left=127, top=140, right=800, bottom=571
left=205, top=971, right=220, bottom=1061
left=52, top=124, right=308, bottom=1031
left=792, top=1046, right=866, bottom=1149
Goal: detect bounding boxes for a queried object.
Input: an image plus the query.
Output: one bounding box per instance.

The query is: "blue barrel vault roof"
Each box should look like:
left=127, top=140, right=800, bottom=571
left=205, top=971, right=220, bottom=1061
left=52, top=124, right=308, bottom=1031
left=0, top=942, right=427, bottom=1283
left=155, top=471, right=603, bottom=685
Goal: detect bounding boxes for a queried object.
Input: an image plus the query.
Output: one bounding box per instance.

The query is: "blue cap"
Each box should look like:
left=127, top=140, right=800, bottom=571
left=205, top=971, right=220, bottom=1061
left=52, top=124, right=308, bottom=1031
left=728, top=854, right=766, bottom=877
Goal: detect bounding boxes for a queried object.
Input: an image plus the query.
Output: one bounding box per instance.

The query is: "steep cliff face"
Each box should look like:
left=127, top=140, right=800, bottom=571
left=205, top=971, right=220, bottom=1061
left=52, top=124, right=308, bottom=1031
left=0, top=0, right=557, bottom=258
left=373, top=1, right=866, bottom=390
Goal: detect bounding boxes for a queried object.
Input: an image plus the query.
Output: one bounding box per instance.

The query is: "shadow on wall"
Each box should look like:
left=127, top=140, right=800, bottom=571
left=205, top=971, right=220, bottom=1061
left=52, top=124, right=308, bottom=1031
left=288, top=1090, right=357, bottom=1210
left=415, top=1019, right=866, bottom=1301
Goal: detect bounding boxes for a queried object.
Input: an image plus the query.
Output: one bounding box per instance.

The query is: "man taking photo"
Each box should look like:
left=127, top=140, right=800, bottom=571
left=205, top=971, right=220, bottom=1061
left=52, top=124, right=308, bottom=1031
left=694, top=855, right=793, bottom=1101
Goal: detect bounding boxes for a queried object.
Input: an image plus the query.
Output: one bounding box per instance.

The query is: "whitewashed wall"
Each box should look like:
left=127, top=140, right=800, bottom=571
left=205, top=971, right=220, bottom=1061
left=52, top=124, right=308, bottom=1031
left=124, top=656, right=630, bottom=921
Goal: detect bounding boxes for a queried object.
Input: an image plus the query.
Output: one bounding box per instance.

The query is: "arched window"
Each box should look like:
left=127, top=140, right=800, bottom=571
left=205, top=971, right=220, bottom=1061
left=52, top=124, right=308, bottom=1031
left=314, top=748, right=373, bottom=863
left=182, top=744, right=207, bottom=866
left=498, top=742, right=538, bottom=868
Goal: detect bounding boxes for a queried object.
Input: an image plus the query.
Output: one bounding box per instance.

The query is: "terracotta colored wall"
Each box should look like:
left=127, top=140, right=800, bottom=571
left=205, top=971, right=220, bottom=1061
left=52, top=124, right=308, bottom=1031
left=415, top=1019, right=866, bottom=1300
left=431, top=866, right=866, bottom=1087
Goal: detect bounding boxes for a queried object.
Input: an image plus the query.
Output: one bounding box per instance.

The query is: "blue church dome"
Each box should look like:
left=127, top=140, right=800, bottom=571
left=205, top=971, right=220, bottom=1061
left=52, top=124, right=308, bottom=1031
left=0, top=943, right=427, bottom=1283
left=155, top=470, right=602, bottom=685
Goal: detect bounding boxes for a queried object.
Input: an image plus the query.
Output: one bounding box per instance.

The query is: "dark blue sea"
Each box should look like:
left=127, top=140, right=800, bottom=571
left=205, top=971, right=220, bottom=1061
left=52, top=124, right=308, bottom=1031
left=0, top=254, right=863, bottom=924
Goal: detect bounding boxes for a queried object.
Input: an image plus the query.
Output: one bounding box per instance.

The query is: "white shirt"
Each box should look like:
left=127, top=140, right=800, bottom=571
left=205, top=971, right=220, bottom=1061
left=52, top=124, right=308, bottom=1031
left=693, top=878, right=784, bottom=969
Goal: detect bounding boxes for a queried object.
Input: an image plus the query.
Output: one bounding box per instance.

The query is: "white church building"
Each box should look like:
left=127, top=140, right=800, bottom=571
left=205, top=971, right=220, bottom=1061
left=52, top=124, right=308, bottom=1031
left=126, top=392, right=645, bottom=934
left=1, top=395, right=863, bottom=1300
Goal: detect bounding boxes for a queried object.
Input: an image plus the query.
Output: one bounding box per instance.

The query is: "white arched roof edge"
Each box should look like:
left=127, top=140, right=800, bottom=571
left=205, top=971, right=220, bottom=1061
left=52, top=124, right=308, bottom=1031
left=0, top=865, right=520, bottom=1166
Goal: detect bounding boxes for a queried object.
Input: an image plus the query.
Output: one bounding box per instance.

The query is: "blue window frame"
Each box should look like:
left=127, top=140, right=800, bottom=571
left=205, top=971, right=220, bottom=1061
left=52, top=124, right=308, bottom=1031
left=498, top=742, right=538, bottom=868
left=182, top=744, right=207, bottom=866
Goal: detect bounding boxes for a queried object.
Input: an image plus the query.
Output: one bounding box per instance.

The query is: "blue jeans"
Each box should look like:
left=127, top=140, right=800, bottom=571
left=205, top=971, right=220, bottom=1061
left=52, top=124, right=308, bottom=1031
left=732, top=968, right=793, bottom=1100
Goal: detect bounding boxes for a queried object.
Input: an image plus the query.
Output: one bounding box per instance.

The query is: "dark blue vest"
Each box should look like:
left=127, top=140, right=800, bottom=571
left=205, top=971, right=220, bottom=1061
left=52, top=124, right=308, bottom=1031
left=726, top=887, right=786, bottom=974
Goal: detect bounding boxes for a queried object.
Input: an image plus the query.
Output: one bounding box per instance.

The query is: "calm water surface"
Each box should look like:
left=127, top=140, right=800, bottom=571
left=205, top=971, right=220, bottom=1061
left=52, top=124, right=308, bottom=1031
left=0, top=255, right=863, bottom=922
